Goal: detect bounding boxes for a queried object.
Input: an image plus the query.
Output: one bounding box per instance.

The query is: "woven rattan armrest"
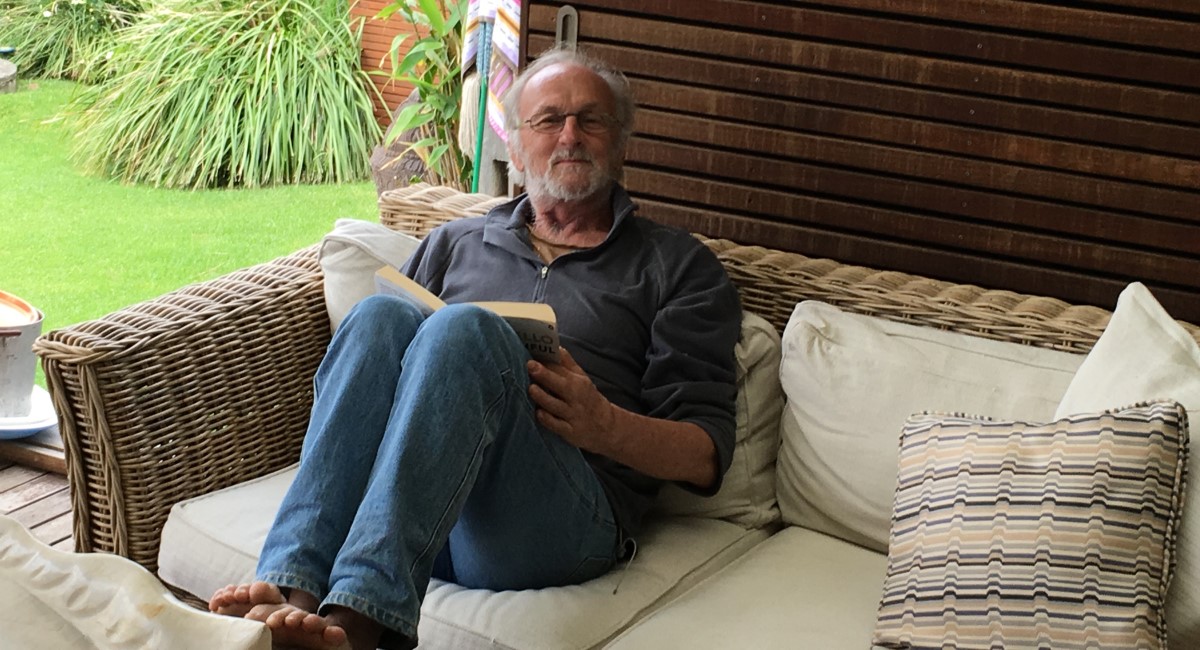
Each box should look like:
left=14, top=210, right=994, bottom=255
left=33, top=247, right=330, bottom=574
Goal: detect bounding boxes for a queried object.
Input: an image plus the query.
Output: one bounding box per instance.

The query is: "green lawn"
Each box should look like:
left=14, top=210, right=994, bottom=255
left=1, top=79, right=379, bottom=348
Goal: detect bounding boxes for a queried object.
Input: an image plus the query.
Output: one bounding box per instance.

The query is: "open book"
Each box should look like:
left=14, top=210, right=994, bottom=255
left=374, top=265, right=560, bottom=363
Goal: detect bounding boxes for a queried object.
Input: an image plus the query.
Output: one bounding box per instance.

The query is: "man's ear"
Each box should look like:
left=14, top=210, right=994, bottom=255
left=508, top=141, right=526, bottom=173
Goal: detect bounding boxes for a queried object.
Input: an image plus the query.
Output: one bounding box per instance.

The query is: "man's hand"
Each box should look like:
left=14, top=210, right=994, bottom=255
left=526, top=347, right=617, bottom=454
left=526, top=347, right=719, bottom=489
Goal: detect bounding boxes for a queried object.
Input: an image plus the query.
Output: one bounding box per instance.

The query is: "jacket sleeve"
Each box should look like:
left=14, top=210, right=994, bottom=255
left=641, top=239, right=741, bottom=496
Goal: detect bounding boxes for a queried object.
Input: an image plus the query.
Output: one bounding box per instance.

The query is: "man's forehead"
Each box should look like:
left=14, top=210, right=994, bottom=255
left=519, top=63, right=615, bottom=113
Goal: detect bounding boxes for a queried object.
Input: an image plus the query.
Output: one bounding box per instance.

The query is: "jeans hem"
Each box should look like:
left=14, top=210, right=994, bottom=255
left=256, top=570, right=328, bottom=604
left=321, top=590, right=419, bottom=640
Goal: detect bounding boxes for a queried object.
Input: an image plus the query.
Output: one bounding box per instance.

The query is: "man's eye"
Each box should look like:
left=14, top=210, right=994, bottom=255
left=578, top=114, right=606, bottom=129
left=534, top=115, right=566, bottom=129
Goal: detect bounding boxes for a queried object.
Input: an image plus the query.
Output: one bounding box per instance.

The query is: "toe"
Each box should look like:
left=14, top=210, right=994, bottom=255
left=249, top=581, right=285, bottom=605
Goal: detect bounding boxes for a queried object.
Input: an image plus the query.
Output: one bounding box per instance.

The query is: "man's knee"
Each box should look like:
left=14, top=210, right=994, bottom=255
left=426, top=304, right=512, bottom=343
left=343, top=295, right=425, bottom=333
left=418, top=304, right=528, bottom=366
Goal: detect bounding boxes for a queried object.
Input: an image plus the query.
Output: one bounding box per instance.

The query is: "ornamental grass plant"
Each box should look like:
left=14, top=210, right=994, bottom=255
left=0, top=0, right=143, bottom=80
left=67, top=0, right=382, bottom=189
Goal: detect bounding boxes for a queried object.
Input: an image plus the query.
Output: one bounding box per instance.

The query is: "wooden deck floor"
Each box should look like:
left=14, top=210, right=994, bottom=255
left=1, top=461, right=73, bottom=551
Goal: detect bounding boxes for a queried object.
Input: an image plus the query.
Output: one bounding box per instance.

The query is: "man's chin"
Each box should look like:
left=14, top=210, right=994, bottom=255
left=529, top=175, right=612, bottom=204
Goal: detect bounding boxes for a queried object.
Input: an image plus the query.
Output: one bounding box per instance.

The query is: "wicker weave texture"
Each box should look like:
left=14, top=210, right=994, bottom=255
left=703, top=240, right=1200, bottom=351
left=34, top=249, right=331, bottom=573
left=379, top=184, right=510, bottom=237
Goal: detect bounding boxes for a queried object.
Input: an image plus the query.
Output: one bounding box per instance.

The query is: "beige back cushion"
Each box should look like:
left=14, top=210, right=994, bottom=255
left=319, top=218, right=421, bottom=331
left=655, top=312, right=783, bottom=529
left=1053, top=282, right=1200, bottom=649
left=776, top=301, right=1084, bottom=552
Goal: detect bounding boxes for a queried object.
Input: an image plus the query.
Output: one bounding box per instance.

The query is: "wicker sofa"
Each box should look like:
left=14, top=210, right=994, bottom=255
left=35, top=183, right=1200, bottom=649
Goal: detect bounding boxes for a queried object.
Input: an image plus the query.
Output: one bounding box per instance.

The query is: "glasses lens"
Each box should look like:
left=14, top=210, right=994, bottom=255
left=577, top=113, right=612, bottom=133
left=529, top=114, right=566, bottom=133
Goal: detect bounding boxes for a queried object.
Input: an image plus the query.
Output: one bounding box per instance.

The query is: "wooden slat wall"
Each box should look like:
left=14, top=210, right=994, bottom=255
left=523, top=1, right=1200, bottom=322
left=351, top=0, right=426, bottom=126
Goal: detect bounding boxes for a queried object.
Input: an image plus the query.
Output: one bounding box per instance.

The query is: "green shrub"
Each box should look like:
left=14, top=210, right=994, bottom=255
left=379, top=0, right=469, bottom=190
left=0, top=0, right=143, bottom=80
left=67, top=0, right=382, bottom=189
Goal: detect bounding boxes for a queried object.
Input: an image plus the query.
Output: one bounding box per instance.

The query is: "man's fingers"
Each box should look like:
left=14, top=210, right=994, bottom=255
left=529, top=383, right=568, bottom=414
left=557, top=346, right=580, bottom=370
left=536, top=408, right=570, bottom=435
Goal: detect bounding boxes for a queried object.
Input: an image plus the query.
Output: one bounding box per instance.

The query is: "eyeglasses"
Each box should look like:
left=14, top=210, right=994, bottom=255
left=521, top=111, right=620, bottom=135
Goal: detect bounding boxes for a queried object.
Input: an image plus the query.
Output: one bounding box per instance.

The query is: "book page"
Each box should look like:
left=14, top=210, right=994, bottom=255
left=374, top=265, right=446, bottom=317
left=373, top=267, right=560, bottom=363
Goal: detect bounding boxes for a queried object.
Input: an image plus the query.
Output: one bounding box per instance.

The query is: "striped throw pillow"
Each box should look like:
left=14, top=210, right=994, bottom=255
left=874, top=400, right=1189, bottom=650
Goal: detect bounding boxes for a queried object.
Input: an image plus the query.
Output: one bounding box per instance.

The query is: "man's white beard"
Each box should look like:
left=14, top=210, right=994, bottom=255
left=523, top=147, right=618, bottom=203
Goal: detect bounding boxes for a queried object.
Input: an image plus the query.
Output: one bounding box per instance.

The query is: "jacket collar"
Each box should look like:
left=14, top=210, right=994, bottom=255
left=482, top=184, right=636, bottom=256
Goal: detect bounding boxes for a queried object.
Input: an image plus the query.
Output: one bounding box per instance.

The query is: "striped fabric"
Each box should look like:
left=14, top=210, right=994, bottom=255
left=874, top=400, right=1189, bottom=650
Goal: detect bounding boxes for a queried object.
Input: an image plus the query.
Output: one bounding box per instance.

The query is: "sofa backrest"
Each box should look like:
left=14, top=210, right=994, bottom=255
left=380, top=184, right=1200, bottom=355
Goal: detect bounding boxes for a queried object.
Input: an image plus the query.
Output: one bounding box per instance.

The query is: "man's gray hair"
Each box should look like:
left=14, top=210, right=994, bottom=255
left=503, top=46, right=637, bottom=147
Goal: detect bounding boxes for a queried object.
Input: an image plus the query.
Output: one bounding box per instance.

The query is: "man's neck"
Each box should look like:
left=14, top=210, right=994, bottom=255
left=527, top=186, right=615, bottom=244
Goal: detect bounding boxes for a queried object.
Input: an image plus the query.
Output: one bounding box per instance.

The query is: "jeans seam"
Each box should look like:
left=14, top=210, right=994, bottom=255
left=408, top=368, right=512, bottom=576
left=532, top=424, right=613, bottom=526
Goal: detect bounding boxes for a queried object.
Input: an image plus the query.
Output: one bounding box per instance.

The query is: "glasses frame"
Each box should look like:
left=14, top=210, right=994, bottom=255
left=520, top=110, right=620, bottom=135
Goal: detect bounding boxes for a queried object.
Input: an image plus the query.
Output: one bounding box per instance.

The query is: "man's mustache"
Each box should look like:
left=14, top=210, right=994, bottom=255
left=550, top=148, right=594, bottom=165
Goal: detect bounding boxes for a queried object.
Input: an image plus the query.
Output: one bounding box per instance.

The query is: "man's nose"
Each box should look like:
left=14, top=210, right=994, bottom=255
left=557, top=116, right=583, bottom=144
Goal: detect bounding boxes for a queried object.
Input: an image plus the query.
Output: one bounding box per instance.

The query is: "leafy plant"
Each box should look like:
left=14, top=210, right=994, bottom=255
left=377, top=0, right=471, bottom=191
left=0, top=0, right=144, bottom=80
left=67, top=0, right=382, bottom=189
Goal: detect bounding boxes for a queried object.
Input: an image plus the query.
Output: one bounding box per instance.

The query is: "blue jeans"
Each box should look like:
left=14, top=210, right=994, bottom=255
left=256, top=295, right=620, bottom=642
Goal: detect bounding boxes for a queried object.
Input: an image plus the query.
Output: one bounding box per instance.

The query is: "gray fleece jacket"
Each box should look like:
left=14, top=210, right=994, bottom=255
left=402, top=186, right=740, bottom=536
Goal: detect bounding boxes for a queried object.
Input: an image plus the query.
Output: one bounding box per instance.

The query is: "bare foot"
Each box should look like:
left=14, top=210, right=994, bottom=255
left=209, top=581, right=285, bottom=617
left=247, top=602, right=350, bottom=650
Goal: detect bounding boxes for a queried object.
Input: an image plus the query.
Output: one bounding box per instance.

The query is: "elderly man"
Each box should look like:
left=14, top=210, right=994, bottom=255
left=209, top=47, right=741, bottom=650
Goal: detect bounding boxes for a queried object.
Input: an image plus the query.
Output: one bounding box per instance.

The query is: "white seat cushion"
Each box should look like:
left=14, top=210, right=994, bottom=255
left=159, top=465, right=298, bottom=602
left=158, top=466, right=770, bottom=650
left=417, top=519, right=770, bottom=650
left=605, top=527, right=888, bottom=650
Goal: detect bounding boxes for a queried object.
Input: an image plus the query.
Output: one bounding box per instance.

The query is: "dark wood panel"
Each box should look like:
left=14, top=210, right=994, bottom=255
left=798, top=0, right=1200, bottom=53
left=522, top=1, right=1200, bottom=326
left=535, top=36, right=1200, bottom=158
left=531, top=3, right=1200, bottom=89
left=527, top=33, right=797, bottom=100
left=648, top=71, right=1200, bottom=159
left=623, top=169, right=1200, bottom=285
left=527, top=27, right=1200, bottom=125
left=629, top=80, right=1200, bottom=184
left=1052, top=0, right=1200, bottom=16
left=625, top=139, right=1200, bottom=255
left=636, top=199, right=1200, bottom=324
left=636, top=110, right=1200, bottom=222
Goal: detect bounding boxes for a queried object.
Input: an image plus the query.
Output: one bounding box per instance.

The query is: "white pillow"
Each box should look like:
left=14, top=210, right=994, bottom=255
left=655, top=312, right=783, bottom=529
left=319, top=218, right=422, bottom=331
left=777, top=301, right=1084, bottom=552
left=1053, top=282, right=1200, bottom=649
